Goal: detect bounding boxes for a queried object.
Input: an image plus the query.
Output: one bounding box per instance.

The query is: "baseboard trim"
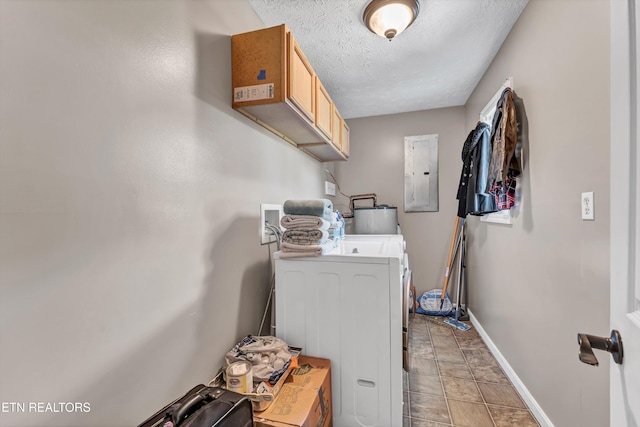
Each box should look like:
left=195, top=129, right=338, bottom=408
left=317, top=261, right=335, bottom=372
left=468, top=309, right=554, bottom=427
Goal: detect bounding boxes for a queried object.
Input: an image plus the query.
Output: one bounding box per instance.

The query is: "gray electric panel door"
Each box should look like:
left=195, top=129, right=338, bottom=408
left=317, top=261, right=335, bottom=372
left=404, top=134, right=438, bottom=212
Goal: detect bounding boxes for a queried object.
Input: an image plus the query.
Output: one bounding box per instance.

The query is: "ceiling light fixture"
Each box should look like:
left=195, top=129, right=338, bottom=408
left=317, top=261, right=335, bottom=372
left=363, top=0, right=420, bottom=41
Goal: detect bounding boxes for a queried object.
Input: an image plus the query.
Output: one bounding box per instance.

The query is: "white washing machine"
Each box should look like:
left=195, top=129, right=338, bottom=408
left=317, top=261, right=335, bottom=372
left=274, top=235, right=409, bottom=427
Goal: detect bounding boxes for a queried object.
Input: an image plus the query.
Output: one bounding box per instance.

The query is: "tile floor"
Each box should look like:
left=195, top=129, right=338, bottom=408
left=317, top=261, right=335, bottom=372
left=403, top=315, right=540, bottom=427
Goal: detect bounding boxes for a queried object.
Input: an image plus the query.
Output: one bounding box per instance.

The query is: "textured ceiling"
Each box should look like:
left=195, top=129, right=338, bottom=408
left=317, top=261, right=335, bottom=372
left=248, top=0, right=528, bottom=119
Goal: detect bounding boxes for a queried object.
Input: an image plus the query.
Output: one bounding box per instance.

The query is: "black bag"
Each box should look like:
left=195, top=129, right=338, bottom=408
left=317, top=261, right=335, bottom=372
left=138, top=385, right=253, bottom=427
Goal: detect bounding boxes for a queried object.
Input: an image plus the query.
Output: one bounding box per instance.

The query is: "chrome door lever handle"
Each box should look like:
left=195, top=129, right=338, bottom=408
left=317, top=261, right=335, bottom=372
left=577, top=330, right=623, bottom=366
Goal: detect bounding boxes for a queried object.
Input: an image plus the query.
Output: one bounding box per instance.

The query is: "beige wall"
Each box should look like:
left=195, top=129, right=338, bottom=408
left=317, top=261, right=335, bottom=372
left=464, top=0, right=610, bottom=426
left=0, top=1, right=327, bottom=426
left=335, top=108, right=467, bottom=295
left=339, top=0, right=610, bottom=426
left=0, top=0, right=612, bottom=426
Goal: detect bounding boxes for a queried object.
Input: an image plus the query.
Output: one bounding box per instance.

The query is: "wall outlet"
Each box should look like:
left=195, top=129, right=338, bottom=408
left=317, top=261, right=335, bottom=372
left=325, top=181, right=336, bottom=196
left=581, top=192, right=594, bottom=220
left=260, top=203, right=283, bottom=244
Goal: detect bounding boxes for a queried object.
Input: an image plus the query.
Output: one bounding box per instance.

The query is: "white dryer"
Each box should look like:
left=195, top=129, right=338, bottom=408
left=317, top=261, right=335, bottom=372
left=274, top=235, right=408, bottom=427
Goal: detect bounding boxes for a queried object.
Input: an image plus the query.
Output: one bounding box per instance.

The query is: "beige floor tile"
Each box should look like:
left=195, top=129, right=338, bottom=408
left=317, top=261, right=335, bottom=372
left=410, top=331, right=432, bottom=344
left=462, top=349, right=500, bottom=368
left=409, top=393, right=451, bottom=424
left=409, top=418, right=453, bottom=427
left=407, top=316, right=535, bottom=427
left=410, top=373, right=444, bottom=396
left=441, top=377, right=483, bottom=402
left=410, top=357, right=439, bottom=376
left=428, top=323, right=455, bottom=337
left=478, top=382, right=527, bottom=409
left=431, top=335, right=459, bottom=349
left=488, top=405, right=540, bottom=427
left=410, top=321, right=431, bottom=336
left=455, top=335, right=487, bottom=350
left=434, top=346, right=466, bottom=363
left=410, top=318, right=430, bottom=330
left=409, top=323, right=430, bottom=335
left=410, top=317, right=429, bottom=326
left=437, top=360, right=474, bottom=380
left=448, top=399, right=494, bottom=427
left=423, top=316, right=452, bottom=329
left=410, top=320, right=429, bottom=329
left=453, top=325, right=479, bottom=337
left=410, top=341, right=433, bottom=354
left=412, top=346, right=436, bottom=359
left=470, top=365, right=510, bottom=384
left=409, top=334, right=432, bottom=346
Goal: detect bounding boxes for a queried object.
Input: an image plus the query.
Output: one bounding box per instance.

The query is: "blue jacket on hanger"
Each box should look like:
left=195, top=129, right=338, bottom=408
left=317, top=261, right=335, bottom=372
left=456, top=122, right=497, bottom=217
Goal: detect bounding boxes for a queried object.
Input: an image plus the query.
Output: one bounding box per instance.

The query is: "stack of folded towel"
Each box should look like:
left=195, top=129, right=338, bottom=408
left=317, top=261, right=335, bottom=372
left=279, top=199, right=345, bottom=259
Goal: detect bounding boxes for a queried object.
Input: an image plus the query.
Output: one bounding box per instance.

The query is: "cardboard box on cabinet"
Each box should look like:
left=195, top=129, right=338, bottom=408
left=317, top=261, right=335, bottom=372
left=253, top=355, right=332, bottom=427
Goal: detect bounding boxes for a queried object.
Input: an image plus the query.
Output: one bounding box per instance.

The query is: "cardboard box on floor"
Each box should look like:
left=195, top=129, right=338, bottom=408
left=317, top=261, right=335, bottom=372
left=253, top=355, right=332, bottom=427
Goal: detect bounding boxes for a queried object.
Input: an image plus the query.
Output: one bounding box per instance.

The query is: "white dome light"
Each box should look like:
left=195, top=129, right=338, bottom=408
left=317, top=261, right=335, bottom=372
left=363, top=0, right=420, bottom=41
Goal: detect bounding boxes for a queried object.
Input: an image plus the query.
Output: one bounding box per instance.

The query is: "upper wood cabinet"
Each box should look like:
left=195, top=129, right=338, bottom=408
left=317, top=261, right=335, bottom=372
left=331, top=104, right=342, bottom=151
left=341, top=119, right=350, bottom=158
left=315, top=78, right=333, bottom=140
left=231, top=24, right=346, bottom=162
left=331, top=108, right=349, bottom=158
left=288, top=33, right=315, bottom=123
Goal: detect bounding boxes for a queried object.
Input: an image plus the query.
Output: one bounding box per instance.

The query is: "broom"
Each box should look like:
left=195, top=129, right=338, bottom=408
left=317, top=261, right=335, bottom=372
left=440, top=217, right=461, bottom=309
left=444, top=218, right=471, bottom=332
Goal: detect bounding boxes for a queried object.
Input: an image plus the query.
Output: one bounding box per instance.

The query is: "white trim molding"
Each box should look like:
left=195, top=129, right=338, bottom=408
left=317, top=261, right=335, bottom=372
left=468, top=309, right=554, bottom=427
left=628, top=311, right=640, bottom=329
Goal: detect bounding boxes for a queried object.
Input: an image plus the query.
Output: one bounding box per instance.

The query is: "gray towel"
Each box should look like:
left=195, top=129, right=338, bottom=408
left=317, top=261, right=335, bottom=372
left=283, top=229, right=329, bottom=245
left=283, top=199, right=333, bottom=220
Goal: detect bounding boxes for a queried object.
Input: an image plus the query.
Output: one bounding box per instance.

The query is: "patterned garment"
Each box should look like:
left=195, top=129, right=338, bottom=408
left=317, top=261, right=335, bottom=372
left=491, top=175, right=517, bottom=210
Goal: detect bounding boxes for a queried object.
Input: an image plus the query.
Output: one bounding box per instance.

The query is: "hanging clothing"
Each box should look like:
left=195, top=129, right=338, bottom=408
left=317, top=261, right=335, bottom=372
left=456, top=122, right=497, bottom=218
left=486, top=87, right=520, bottom=211
left=487, top=87, right=520, bottom=186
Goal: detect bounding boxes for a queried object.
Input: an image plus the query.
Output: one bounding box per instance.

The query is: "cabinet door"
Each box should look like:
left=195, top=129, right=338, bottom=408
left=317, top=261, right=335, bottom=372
left=315, top=77, right=333, bottom=140
left=341, top=120, right=350, bottom=157
left=332, top=108, right=343, bottom=150
left=287, top=32, right=315, bottom=122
